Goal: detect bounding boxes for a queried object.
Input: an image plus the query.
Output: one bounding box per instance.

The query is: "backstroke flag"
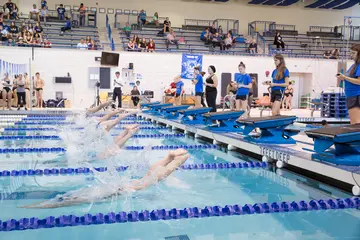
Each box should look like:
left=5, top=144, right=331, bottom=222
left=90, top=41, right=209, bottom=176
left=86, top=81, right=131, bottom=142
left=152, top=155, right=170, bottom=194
left=181, top=54, right=203, bottom=80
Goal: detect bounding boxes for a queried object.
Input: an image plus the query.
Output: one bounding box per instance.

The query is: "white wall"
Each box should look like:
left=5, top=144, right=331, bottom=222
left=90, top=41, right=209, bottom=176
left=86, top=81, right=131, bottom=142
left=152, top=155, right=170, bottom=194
left=0, top=47, right=340, bottom=108
left=16, top=0, right=359, bottom=33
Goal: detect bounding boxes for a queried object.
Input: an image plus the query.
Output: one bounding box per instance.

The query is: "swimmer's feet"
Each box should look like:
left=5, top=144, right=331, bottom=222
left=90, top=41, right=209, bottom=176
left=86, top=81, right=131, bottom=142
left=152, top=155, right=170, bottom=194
left=168, top=148, right=188, bottom=161
left=125, top=124, right=140, bottom=135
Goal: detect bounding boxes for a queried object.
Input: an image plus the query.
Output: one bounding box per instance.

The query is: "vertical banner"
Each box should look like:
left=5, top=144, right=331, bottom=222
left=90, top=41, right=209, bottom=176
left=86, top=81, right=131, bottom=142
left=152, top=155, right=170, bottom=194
left=181, top=54, right=203, bottom=80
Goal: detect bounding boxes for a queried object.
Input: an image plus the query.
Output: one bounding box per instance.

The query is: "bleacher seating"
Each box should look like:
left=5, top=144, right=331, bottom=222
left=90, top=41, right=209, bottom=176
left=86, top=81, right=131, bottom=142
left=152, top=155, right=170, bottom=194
left=119, top=27, right=249, bottom=54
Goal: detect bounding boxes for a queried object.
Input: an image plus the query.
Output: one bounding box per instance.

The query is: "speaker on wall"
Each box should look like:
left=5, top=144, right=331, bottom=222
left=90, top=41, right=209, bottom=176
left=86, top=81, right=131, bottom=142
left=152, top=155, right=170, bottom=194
left=101, top=52, right=119, bottom=66
left=129, top=63, right=134, bottom=69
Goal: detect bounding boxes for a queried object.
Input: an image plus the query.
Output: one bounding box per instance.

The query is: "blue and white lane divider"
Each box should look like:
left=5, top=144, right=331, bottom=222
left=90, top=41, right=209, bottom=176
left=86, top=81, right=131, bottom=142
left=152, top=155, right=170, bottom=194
left=0, top=197, right=358, bottom=232
left=0, top=144, right=218, bottom=154
left=2, top=126, right=169, bottom=131
left=0, top=133, right=185, bottom=140
left=0, top=161, right=268, bottom=177
left=13, top=121, right=153, bottom=125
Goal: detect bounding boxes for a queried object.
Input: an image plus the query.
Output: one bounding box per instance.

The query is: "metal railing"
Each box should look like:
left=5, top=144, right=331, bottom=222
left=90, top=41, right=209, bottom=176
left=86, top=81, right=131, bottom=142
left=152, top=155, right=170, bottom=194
left=269, top=23, right=296, bottom=32
left=309, top=26, right=334, bottom=33
left=213, top=19, right=239, bottom=35
left=338, top=25, right=360, bottom=41
left=114, top=11, right=168, bottom=29
left=106, top=14, right=115, bottom=51
left=184, top=19, right=214, bottom=27
left=248, top=21, right=275, bottom=35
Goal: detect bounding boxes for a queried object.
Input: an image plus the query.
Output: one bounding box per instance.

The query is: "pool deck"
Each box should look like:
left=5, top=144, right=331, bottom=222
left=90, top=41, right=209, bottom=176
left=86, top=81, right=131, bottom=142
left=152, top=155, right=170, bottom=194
left=138, top=111, right=360, bottom=196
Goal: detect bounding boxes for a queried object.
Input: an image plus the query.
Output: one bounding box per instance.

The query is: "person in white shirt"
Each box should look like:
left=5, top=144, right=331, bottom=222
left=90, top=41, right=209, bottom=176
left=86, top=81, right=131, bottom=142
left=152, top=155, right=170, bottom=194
left=77, top=38, right=88, bottom=50
left=135, top=80, right=142, bottom=95
left=29, top=4, right=40, bottom=22
left=113, top=71, right=124, bottom=109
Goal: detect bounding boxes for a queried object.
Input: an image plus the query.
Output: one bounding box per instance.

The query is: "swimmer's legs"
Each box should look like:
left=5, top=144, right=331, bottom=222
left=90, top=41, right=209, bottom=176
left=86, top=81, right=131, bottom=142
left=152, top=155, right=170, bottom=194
left=86, top=100, right=113, bottom=115
left=97, top=108, right=124, bottom=123
left=100, top=110, right=140, bottom=132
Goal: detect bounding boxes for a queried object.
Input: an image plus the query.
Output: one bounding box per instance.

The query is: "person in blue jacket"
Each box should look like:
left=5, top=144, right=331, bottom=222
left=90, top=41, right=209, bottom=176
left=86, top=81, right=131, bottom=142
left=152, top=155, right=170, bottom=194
left=337, top=44, right=360, bottom=124
left=265, top=54, right=290, bottom=116
left=174, top=75, right=184, bottom=106
left=235, top=62, right=252, bottom=118
left=60, top=17, right=71, bottom=35
left=191, top=66, right=204, bottom=108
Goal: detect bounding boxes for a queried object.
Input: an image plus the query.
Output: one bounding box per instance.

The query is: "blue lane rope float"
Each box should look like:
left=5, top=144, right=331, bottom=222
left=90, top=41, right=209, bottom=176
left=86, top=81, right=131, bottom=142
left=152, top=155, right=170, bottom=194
left=0, top=161, right=268, bottom=177
left=112, top=133, right=185, bottom=138
left=2, top=126, right=169, bottom=131
left=0, top=144, right=217, bottom=154
left=0, top=197, right=358, bottom=232
left=20, top=117, right=140, bottom=121
left=0, top=135, right=60, bottom=140
left=14, top=121, right=153, bottom=125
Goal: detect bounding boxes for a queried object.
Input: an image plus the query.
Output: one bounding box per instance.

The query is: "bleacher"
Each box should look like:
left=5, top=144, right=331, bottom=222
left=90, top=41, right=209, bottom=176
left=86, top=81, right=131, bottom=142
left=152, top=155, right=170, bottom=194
left=119, top=26, right=249, bottom=54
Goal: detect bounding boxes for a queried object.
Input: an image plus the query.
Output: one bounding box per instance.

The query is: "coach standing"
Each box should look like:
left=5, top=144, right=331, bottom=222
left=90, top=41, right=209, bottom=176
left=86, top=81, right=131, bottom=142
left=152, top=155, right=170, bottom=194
left=113, top=71, right=124, bottom=109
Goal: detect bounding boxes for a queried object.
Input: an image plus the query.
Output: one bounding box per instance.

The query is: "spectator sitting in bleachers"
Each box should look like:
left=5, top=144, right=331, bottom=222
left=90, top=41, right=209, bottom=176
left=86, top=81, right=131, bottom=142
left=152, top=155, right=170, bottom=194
left=127, top=39, right=135, bottom=51
left=138, top=10, right=147, bottom=26
left=218, top=25, right=223, bottom=36
left=139, top=37, right=147, bottom=52
left=79, top=3, right=86, bottom=26
left=77, top=38, right=88, bottom=50
left=88, top=40, right=97, bottom=50
left=200, top=28, right=212, bottom=46
left=224, top=33, right=232, bottom=50
left=57, top=4, right=66, bottom=20
left=33, top=33, right=42, bottom=47
left=29, top=4, right=40, bottom=22
left=40, top=5, right=49, bottom=23
left=324, top=48, right=339, bottom=59
left=152, top=12, right=159, bottom=26
left=166, top=30, right=179, bottom=50
left=0, top=25, right=9, bottom=42
left=24, top=31, right=33, bottom=45
left=248, top=39, right=257, bottom=54
left=9, top=21, right=19, bottom=39
left=41, top=0, right=47, bottom=9
left=273, top=32, right=285, bottom=50
left=209, top=23, right=217, bottom=35
left=17, top=36, right=25, bottom=46
left=163, top=17, right=171, bottom=33
left=27, top=22, right=34, bottom=34
left=0, top=16, right=4, bottom=27
left=147, top=37, right=155, bottom=52
left=123, top=22, right=131, bottom=38
left=19, top=22, right=26, bottom=35
left=3, top=0, right=13, bottom=19
left=211, top=32, right=224, bottom=51
left=34, top=22, right=43, bottom=38
left=60, top=17, right=71, bottom=35
left=132, top=34, right=140, bottom=45
left=86, top=36, right=92, bottom=44
left=43, top=38, right=51, bottom=48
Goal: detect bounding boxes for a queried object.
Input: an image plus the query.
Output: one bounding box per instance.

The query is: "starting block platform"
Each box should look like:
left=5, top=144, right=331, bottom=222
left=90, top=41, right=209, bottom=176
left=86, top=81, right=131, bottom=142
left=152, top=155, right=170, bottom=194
left=203, top=111, right=245, bottom=132
left=179, top=107, right=212, bottom=125
left=141, top=102, right=161, bottom=108
left=147, top=103, right=173, bottom=114
left=305, top=125, right=360, bottom=166
left=160, top=105, right=191, bottom=119
left=236, top=115, right=298, bottom=144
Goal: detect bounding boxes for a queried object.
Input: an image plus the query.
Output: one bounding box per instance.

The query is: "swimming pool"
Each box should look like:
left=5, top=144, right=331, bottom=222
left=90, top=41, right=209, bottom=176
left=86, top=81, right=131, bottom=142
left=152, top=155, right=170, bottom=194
left=0, top=114, right=359, bottom=240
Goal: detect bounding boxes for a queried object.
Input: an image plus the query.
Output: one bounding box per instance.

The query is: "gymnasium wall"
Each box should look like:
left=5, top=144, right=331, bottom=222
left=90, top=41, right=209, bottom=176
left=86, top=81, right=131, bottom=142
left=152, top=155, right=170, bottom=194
left=0, top=47, right=339, bottom=108
left=15, top=0, right=359, bottom=33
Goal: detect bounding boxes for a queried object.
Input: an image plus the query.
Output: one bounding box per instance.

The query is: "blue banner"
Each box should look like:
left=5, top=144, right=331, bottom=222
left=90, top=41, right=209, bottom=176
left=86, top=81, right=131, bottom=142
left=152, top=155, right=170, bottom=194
left=181, top=54, right=203, bottom=80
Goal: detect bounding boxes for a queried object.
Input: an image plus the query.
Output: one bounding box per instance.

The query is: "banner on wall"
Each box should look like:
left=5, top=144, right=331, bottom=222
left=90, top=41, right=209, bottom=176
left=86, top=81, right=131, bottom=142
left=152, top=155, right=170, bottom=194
left=181, top=54, right=203, bottom=80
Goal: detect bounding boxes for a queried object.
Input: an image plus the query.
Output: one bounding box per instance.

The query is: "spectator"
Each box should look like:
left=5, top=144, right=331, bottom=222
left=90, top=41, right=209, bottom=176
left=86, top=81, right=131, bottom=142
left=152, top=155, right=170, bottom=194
left=3, top=0, right=13, bottom=19
left=40, top=6, right=49, bottom=23
left=152, top=12, right=159, bottom=25
left=19, top=22, right=26, bottom=35
left=324, top=49, right=339, bottom=59
left=166, top=30, right=179, bottom=50
left=163, top=17, right=171, bottom=33
left=127, top=40, right=135, bottom=51
left=77, top=38, right=88, bottom=50
left=123, top=22, right=131, bottom=38
left=57, top=4, right=66, bottom=20
left=209, top=23, right=217, bottom=35
left=248, top=39, right=257, bottom=54
left=211, top=32, right=224, bottom=51
left=147, top=37, right=155, bottom=52
left=60, top=17, right=71, bottom=35
left=43, top=38, right=51, bottom=48
left=224, top=33, right=232, bottom=50
left=17, top=36, right=25, bottom=46
left=27, top=23, right=34, bottom=34
left=29, top=4, right=40, bottom=22
left=34, top=22, right=43, bottom=37
left=218, top=25, right=223, bottom=36
left=139, top=37, right=147, bottom=52
left=0, top=16, right=4, bottom=27
left=138, top=9, right=147, bottom=25
left=33, top=33, right=42, bottom=47
left=11, top=3, right=18, bottom=20
left=132, top=34, right=139, bottom=45
left=131, top=86, right=140, bottom=107
left=88, top=39, right=96, bottom=50
left=24, top=31, right=33, bottom=45
left=2, top=6, right=10, bottom=20
left=79, top=3, right=86, bottom=26
left=9, top=21, right=19, bottom=39
left=200, top=28, right=212, bottom=45
left=0, top=25, right=9, bottom=42
left=86, top=36, right=92, bottom=44
left=40, top=0, right=47, bottom=9
left=273, top=32, right=285, bottom=50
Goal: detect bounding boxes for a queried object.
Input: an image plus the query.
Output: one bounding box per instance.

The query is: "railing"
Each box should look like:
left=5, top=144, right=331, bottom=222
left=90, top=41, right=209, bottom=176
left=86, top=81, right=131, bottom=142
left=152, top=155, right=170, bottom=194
left=213, top=19, right=239, bottom=35
left=269, top=23, right=296, bottom=32
left=106, top=14, right=115, bottom=51
left=248, top=22, right=267, bottom=56
left=248, top=21, right=276, bottom=35
left=184, top=19, right=214, bottom=27
left=309, top=26, right=334, bottom=33
left=338, top=25, right=360, bottom=41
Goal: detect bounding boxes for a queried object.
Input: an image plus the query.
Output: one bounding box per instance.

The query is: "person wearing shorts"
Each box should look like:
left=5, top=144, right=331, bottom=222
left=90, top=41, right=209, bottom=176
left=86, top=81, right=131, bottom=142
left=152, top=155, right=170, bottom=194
left=174, top=75, right=184, bottom=106
left=192, top=66, right=204, bottom=108
left=337, top=44, right=360, bottom=124
left=235, top=62, right=252, bottom=118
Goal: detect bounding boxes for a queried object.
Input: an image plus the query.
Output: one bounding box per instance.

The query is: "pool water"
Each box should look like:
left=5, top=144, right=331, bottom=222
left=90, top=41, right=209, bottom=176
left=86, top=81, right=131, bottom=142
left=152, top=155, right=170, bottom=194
left=0, top=117, right=359, bottom=240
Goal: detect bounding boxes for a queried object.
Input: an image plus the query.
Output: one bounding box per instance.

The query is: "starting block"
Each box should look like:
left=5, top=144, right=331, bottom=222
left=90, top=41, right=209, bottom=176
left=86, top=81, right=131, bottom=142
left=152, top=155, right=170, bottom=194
left=179, top=107, right=212, bottom=125
left=236, top=115, right=298, bottom=144
left=305, top=125, right=360, bottom=166
left=203, top=111, right=245, bottom=132
left=147, top=103, right=173, bottom=115
left=161, top=105, right=191, bottom=119
left=141, top=101, right=161, bottom=109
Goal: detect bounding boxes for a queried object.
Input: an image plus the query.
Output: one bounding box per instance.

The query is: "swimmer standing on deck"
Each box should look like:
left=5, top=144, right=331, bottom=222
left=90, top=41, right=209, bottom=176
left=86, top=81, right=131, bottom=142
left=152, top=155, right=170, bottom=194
left=21, top=149, right=190, bottom=209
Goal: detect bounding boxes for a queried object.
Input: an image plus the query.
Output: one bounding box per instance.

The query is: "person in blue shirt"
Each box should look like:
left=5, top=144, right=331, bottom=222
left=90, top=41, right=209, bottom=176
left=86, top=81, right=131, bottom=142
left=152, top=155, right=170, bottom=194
left=138, top=10, right=147, bottom=25
left=191, top=66, right=204, bottom=108
left=235, top=62, right=252, bottom=118
left=57, top=4, right=66, bottom=20
left=265, top=54, right=290, bottom=116
left=41, top=0, right=47, bottom=9
left=60, top=17, right=72, bottom=35
left=174, top=75, right=184, bottom=106
left=337, top=44, right=360, bottom=124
